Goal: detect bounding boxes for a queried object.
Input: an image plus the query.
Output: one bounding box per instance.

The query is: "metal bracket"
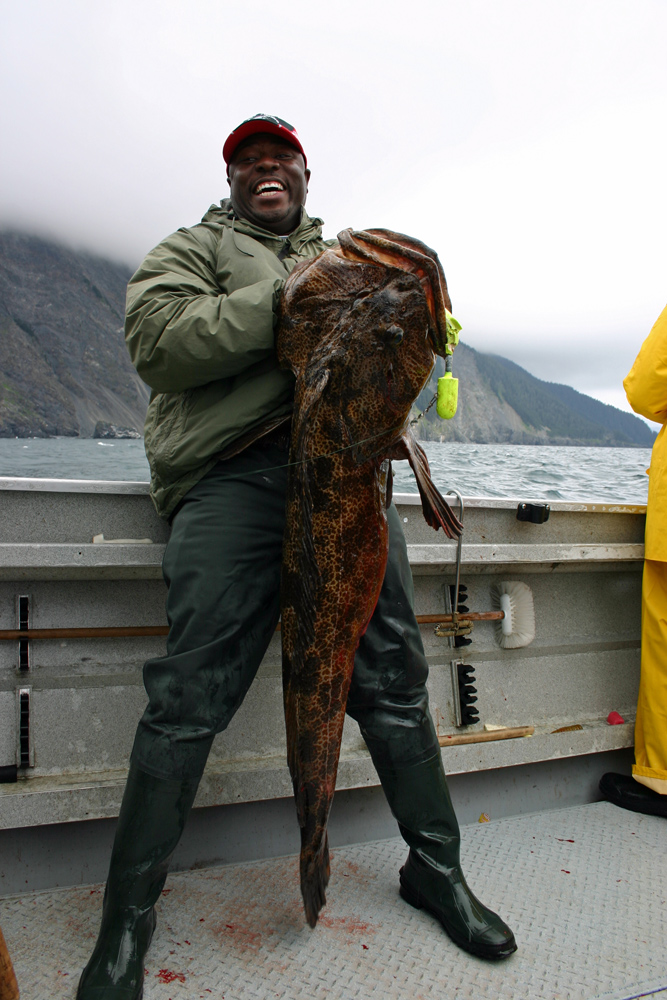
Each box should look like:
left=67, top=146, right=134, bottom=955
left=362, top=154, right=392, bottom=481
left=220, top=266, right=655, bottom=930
left=16, top=685, right=33, bottom=768
left=17, top=593, right=30, bottom=671
left=517, top=501, right=550, bottom=523
left=455, top=662, right=480, bottom=726
left=450, top=660, right=463, bottom=727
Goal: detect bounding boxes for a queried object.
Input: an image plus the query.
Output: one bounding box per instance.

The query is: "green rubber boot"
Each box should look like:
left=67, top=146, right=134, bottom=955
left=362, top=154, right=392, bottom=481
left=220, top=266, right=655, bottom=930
left=77, top=764, right=200, bottom=999
left=374, top=752, right=517, bottom=960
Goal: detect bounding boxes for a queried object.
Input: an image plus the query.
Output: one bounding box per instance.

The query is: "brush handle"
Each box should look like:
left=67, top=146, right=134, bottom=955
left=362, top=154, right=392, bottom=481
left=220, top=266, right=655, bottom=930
left=416, top=612, right=503, bottom=624
left=438, top=725, right=534, bottom=747
left=0, top=613, right=503, bottom=641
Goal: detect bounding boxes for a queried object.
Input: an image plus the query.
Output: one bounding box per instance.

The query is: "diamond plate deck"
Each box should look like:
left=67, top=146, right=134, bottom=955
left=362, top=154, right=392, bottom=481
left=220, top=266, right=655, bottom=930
left=1, top=802, right=665, bottom=1000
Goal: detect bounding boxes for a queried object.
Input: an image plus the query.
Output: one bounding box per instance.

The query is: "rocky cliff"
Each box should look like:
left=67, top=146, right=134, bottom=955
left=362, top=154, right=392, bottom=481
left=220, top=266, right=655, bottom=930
left=0, top=230, right=655, bottom=447
left=0, top=231, right=148, bottom=437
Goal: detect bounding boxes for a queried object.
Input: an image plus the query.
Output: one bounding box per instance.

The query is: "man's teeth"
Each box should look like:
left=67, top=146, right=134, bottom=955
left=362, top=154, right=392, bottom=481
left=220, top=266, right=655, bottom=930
left=255, top=182, right=285, bottom=195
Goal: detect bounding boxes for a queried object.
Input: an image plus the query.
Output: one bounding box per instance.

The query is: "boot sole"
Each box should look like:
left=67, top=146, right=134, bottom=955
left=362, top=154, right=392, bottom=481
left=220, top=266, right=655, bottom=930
left=76, top=987, right=143, bottom=999
left=399, top=879, right=517, bottom=961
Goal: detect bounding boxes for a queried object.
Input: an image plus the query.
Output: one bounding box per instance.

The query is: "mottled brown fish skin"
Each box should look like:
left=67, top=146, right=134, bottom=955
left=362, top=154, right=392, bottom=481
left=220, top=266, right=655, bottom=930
left=277, top=230, right=461, bottom=927
left=281, top=460, right=388, bottom=926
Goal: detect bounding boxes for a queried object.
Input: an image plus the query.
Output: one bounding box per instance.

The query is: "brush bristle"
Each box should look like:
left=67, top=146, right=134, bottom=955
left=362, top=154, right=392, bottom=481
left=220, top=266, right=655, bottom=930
left=491, top=581, right=536, bottom=648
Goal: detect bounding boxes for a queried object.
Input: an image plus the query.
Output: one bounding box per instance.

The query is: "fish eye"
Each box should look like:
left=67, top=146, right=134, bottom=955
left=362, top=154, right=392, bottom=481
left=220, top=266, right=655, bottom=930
left=385, top=325, right=404, bottom=346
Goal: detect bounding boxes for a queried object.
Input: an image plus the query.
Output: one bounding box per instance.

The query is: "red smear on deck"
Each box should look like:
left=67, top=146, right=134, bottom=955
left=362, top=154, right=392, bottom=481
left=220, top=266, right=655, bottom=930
left=557, top=838, right=575, bottom=843
left=561, top=870, right=571, bottom=874
left=318, top=915, right=375, bottom=936
left=216, top=920, right=263, bottom=951
left=156, top=968, right=187, bottom=984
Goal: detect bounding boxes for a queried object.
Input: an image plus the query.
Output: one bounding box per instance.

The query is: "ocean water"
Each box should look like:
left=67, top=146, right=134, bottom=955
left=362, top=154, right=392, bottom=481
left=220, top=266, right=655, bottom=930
left=393, top=442, right=652, bottom=504
left=0, top=438, right=651, bottom=504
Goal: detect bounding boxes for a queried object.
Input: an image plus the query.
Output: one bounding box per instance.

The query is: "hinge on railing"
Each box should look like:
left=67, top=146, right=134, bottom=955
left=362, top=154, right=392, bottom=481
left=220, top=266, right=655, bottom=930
left=17, top=594, right=30, bottom=671
left=16, top=686, right=33, bottom=768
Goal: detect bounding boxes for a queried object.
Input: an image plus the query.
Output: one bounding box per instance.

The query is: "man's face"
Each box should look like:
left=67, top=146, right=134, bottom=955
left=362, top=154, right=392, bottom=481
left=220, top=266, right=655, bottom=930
left=227, top=134, right=311, bottom=235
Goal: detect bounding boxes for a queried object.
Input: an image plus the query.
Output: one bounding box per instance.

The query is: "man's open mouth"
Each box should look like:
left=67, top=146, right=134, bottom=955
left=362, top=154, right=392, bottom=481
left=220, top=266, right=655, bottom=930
left=253, top=180, right=286, bottom=197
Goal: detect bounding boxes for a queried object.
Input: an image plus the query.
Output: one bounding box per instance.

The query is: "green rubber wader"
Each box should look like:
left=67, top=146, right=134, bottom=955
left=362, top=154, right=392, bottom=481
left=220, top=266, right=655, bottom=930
left=77, top=763, right=200, bottom=999
left=131, top=440, right=441, bottom=781
left=91, top=441, right=516, bottom=976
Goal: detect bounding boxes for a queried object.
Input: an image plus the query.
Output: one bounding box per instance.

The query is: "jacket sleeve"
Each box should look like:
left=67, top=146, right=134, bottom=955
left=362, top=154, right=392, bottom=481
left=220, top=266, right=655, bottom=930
left=125, top=226, right=284, bottom=393
left=623, top=304, right=667, bottom=425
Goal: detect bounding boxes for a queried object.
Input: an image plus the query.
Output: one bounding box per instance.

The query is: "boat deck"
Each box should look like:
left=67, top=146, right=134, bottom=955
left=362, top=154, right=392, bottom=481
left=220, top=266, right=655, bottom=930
left=2, top=801, right=665, bottom=1000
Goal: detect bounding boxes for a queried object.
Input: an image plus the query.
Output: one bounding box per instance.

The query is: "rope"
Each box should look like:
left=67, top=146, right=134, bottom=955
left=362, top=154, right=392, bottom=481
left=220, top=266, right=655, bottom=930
left=410, top=392, right=438, bottom=426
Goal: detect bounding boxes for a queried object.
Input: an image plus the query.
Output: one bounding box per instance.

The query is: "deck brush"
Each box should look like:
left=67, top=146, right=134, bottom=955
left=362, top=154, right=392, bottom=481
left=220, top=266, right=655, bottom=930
left=490, top=581, right=536, bottom=648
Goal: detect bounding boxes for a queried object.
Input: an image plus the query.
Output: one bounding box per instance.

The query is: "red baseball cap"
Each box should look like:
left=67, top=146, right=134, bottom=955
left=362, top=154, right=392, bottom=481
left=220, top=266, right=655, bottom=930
left=223, top=114, right=307, bottom=167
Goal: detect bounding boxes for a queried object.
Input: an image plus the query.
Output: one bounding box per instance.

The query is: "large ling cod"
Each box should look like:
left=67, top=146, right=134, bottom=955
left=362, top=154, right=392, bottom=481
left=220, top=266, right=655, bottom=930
left=276, top=228, right=462, bottom=928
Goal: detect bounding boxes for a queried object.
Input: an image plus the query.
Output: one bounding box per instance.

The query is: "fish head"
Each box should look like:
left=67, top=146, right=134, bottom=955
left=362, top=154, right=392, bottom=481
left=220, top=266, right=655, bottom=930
left=337, top=229, right=453, bottom=358
left=315, top=268, right=436, bottom=463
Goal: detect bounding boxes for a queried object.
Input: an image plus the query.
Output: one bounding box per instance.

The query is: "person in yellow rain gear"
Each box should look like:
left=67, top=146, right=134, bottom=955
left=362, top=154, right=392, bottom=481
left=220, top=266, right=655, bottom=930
left=600, top=303, right=667, bottom=818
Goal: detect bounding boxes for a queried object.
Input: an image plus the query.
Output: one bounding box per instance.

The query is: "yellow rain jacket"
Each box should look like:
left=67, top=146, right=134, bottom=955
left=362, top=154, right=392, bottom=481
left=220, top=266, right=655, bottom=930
left=623, top=302, right=667, bottom=793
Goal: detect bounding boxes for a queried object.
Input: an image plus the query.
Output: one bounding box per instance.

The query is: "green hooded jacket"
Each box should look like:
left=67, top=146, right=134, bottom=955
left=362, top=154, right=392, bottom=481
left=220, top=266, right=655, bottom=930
left=125, top=199, right=335, bottom=518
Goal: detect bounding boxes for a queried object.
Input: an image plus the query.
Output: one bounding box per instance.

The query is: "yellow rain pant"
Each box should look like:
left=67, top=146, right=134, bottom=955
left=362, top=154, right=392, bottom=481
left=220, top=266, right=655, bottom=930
left=633, top=558, right=667, bottom=794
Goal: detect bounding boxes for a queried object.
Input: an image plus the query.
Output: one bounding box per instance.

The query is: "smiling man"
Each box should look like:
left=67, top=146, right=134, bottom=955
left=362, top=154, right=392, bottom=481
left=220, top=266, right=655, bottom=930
left=224, top=121, right=311, bottom=234
left=77, top=114, right=516, bottom=1000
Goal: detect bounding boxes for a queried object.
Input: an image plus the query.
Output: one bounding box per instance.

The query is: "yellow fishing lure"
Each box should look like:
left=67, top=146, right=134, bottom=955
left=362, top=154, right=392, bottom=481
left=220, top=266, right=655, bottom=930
left=437, top=311, right=461, bottom=419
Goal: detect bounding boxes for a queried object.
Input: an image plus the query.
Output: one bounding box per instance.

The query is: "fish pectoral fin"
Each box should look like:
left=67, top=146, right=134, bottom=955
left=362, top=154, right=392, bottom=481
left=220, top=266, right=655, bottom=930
left=399, top=430, right=463, bottom=538
left=291, top=366, right=331, bottom=468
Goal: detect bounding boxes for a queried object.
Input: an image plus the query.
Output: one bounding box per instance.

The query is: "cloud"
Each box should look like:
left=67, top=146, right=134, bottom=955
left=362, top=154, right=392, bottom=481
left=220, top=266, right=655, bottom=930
left=1, top=0, right=666, bottom=410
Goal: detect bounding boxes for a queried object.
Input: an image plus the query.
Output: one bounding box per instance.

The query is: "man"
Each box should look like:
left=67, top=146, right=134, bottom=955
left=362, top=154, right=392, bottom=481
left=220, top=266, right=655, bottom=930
left=77, top=114, right=516, bottom=1000
left=600, top=304, right=667, bottom=819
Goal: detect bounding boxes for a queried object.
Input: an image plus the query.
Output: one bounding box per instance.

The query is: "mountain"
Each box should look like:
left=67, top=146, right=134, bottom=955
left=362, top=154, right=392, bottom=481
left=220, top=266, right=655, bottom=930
left=0, top=230, right=655, bottom=447
left=412, top=344, right=655, bottom=448
left=0, top=231, right=148, bottom=437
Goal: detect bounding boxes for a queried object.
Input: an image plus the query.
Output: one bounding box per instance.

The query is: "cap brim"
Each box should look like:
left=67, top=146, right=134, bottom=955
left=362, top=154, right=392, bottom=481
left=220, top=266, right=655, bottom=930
left=223, top=121, right=307, bottom=167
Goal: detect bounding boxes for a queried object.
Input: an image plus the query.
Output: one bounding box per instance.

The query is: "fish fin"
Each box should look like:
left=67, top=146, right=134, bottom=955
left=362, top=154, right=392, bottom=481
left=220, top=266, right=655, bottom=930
left=281, top=653, right=300, bottom=791
left=289, top=367, right=331, bottom=665
left=398, top=429, right=463, bottom=538
left=277, top=252, right=360, bottom=376
left=283, top=369, right=331, bottom=821
left=301, top=834, right=330, bottom=928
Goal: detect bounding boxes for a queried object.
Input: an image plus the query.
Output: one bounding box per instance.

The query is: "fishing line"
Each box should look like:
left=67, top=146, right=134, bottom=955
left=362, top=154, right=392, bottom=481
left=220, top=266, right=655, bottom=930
left=244, top=426, right=400, bottom=478
left=242, top=393, right=438, bottom=479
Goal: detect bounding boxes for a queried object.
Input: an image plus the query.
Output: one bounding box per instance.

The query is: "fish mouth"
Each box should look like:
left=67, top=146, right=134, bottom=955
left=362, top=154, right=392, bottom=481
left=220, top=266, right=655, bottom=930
left=253, top=179, right=287, bottom=197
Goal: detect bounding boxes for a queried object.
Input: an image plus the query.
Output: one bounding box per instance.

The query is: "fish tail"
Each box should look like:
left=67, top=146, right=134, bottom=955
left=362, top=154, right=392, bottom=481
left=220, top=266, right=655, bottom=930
left=300, top=832, right=330, bottom=928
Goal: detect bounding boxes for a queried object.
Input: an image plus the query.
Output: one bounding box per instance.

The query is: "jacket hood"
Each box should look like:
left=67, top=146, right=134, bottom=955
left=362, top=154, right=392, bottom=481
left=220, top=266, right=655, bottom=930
left=201, top=198, right=325, bottom=252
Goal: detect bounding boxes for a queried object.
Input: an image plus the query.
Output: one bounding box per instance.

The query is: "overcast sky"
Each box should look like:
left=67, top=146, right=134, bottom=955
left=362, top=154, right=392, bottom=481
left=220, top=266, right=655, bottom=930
left=1, top=0, right=666, bottom=420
